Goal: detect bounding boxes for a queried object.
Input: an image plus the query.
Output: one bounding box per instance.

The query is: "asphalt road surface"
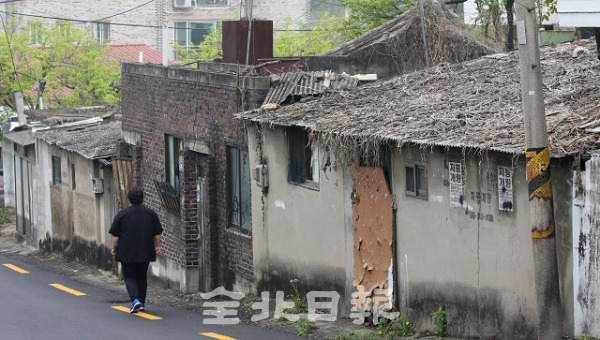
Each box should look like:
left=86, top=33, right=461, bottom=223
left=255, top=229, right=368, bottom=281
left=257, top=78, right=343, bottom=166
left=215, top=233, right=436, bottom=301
left=0, top=253, right=307, bottom=340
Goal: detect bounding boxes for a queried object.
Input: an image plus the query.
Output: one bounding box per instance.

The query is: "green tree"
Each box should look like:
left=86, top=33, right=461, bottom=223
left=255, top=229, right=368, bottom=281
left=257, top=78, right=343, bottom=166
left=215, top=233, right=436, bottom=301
left=273, top=14, right=339, bottom=57
left=336, top=0, right=412, bottom=40
left=0, top=17, right=120, bottom=111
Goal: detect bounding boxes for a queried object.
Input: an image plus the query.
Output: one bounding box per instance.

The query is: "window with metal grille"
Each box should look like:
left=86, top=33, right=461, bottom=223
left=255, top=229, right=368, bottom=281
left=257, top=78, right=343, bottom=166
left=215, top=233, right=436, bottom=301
left=227, top=146, right=251, bottom=231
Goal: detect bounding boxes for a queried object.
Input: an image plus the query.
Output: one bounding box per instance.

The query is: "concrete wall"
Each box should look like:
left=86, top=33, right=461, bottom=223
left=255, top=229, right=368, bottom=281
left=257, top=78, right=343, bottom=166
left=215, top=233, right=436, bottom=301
left=2, top=140, right=16, bottom=208
left=39, top=144, right=114, bottom=269
left=247, top=124, right=351, bottom=301
left=392, top=147, right=538, bottom=338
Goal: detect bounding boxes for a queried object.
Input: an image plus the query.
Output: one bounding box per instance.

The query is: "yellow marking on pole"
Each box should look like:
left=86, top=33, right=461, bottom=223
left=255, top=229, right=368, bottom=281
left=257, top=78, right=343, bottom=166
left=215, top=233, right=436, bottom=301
left=532, top=222, right=555, bottom=239
left=529, top=180, right=552, bottom=200
left=49, top=283, right=86, bottom=296
left=2, top=263, right=29, bottom=274
left=111, top=306, right=162, bottom=320
left=199, top=332, right=237, bottom=340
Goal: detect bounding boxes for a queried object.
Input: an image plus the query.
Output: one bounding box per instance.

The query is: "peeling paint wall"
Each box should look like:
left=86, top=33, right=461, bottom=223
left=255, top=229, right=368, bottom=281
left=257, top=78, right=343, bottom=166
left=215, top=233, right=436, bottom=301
left=573, top=153, right=600, bottom=337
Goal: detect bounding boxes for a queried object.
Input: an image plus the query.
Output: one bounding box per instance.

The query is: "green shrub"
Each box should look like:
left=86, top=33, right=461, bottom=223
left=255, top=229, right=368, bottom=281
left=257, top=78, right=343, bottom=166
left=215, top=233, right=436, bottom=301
left=433, top=306, right=447, bottom=337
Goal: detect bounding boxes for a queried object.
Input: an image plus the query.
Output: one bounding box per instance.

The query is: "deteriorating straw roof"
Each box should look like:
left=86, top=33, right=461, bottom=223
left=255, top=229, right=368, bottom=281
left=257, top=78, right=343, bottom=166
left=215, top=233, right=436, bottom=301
left=238, top=39, right=600, bottom=158
left=34, top=120, right=121, bottom=159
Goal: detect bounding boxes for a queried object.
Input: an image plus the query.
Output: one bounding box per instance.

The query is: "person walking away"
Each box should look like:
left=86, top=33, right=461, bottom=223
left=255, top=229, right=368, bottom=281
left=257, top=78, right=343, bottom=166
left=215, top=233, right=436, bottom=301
left=110, top=187, right=163, bottom=313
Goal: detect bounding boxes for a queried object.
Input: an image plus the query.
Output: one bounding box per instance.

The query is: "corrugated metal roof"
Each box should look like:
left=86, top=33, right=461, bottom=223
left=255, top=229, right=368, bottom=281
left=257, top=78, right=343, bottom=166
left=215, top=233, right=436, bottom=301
left=34, top=120, right=121, bottom=159
left=263, top=71, right=360, bottom=105
left=4, top=129, right=35, bottom=146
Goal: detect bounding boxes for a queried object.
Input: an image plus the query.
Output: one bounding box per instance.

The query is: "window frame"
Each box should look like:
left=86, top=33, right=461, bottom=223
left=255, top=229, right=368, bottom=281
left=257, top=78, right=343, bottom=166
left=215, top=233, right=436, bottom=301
left=405, top=162, right=427, bottom=199
left=226, top=146, right=251, bottom=232
left=52, top=156, right=61, bottom=185
left=29, top=21, right=43, bottom=44
left=96, top=21, right=110, bottom=43
left=165, top=134, right=182, bottom=195
left=287, top=127, right=320, bottom=189
left=71, top=163, right=76, bottom=190
left=173, top=21, right=215, bottom=57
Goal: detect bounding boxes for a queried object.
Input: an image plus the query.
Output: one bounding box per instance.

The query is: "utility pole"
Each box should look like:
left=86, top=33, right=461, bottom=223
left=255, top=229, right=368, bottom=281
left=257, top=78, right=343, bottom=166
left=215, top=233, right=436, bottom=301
left=514, top=1, right=562, bottom=339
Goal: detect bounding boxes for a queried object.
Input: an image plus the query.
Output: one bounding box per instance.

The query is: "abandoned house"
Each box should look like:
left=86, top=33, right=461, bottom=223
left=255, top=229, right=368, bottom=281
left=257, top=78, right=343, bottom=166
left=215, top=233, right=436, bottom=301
left=2, top=106, right=122, bottom=270
left=236, top=38, right=600, bottom=339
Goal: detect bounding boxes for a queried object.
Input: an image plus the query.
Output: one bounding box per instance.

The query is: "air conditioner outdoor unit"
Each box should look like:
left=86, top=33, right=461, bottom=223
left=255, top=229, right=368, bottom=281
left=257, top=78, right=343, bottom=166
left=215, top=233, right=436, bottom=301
left=174, top=0, right=194, bottom=9
left=92, top=178, right=104, bottom=194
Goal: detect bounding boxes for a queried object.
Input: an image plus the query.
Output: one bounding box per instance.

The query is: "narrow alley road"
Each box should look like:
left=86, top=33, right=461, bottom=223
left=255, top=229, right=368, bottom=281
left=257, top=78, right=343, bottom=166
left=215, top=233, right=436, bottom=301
left=0, top=253, right=306, bottom=340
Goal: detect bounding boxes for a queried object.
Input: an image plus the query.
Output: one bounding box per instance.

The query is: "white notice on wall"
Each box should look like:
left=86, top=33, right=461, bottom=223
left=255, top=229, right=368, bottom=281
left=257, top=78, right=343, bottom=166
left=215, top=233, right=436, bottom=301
left=498, top=166, right=514, bottom=212
left=449, top=162, right=464, bottom=207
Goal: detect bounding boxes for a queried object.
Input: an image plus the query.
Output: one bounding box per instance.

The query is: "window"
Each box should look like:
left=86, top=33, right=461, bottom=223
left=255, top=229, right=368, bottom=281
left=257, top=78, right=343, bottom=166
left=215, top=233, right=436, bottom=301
left=96, top=22, right=110, bottom=43
left=196, top=0, right=228, bottom=5
left=165, top=134, right=182, bottom=194
left=227, top=146, right=251, bottom=231
left=71, top=163, right=76, bottom=190
left=52, top=156, right=61, bottom=185
left=29, top=22, right=43, bottom=44
left=405, top=163, right=427, bottom=199
left=174, top=22, right=214, bottom=57
left=288, top=127, right=319, bottom=186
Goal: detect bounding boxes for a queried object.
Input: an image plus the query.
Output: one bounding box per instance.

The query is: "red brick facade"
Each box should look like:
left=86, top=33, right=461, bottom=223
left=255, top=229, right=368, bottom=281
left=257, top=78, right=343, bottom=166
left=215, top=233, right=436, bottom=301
left=119, top=63, right=270, bottom=290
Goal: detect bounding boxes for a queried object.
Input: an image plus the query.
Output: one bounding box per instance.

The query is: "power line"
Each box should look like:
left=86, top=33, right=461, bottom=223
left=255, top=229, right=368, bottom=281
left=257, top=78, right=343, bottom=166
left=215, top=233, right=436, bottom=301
left=98, top=0, right=155, bottom=21
left=0, top=10, right=162, bottom=28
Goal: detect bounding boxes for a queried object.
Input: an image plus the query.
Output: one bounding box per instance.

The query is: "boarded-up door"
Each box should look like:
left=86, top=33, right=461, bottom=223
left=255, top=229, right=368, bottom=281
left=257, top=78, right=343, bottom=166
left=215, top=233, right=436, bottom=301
left=351, top=167, right=394, bottom=307
left=112, top=158, right=134, bottom=209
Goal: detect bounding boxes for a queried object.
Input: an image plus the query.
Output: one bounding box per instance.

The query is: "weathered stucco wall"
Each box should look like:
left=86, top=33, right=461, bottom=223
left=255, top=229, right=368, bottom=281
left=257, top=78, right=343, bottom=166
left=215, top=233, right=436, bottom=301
left=392, top=146, right=538, bottom=339
left=248, top=125, right=349, bottom=298
left=573, top=152, right=600, bottom=337
left=34, top=142, right=53, bottom=250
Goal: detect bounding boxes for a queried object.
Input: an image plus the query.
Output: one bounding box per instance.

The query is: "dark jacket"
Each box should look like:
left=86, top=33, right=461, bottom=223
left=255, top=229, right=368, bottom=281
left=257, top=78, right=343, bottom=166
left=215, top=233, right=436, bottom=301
left=109, top=204, right=163, bottom=262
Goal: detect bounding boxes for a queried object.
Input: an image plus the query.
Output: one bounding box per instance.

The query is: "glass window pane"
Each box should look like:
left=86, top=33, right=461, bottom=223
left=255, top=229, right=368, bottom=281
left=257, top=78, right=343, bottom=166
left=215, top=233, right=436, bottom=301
left=405, top=166, right=415, bottom=193
left=175, top=22, right=187, bottom=46
left=189, top=23, right=212, bottom=46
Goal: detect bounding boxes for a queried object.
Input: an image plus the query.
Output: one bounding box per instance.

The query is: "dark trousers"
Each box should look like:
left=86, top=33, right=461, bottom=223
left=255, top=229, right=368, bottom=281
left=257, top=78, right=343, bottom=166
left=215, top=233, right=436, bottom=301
left=121, top=262, right=150, bottom=303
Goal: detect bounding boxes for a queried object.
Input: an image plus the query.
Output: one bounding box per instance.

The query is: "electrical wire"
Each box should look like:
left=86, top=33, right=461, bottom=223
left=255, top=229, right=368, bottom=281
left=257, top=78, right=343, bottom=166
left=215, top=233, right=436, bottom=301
left=97, top=0, right=155, bottom=21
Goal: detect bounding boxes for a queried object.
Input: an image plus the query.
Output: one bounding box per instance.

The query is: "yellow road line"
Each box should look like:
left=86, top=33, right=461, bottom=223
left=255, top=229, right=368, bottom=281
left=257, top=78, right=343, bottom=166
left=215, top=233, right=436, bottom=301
left=49, top=283, right=87, bottom=296
left=199, top=332, right=236, bottom=340
left=111, top=305, right=162, bottom=320
left=2, top=263, right=29, bottom=274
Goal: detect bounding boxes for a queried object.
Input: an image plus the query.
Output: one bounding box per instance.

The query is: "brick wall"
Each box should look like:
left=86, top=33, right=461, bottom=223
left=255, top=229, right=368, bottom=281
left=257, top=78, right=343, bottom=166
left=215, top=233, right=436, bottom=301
left=120, top=63, right=270, bottom=289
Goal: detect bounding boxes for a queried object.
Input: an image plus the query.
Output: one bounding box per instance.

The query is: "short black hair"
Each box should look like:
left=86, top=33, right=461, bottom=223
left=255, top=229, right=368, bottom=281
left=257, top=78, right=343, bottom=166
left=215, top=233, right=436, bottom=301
left=127, top=187, right=144, bottom=205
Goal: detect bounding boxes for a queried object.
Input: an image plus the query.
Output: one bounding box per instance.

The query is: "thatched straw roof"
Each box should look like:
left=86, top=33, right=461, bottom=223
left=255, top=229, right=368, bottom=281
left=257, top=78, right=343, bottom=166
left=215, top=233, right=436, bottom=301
left=320, top=0, right=497, bottom=75
left=238, top=39, right=600, bottom=159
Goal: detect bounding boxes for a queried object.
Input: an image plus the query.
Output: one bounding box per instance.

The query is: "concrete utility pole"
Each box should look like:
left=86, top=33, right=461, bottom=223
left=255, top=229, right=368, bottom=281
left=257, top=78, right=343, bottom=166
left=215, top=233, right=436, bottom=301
left=514, top=1, right=562, bottom=339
